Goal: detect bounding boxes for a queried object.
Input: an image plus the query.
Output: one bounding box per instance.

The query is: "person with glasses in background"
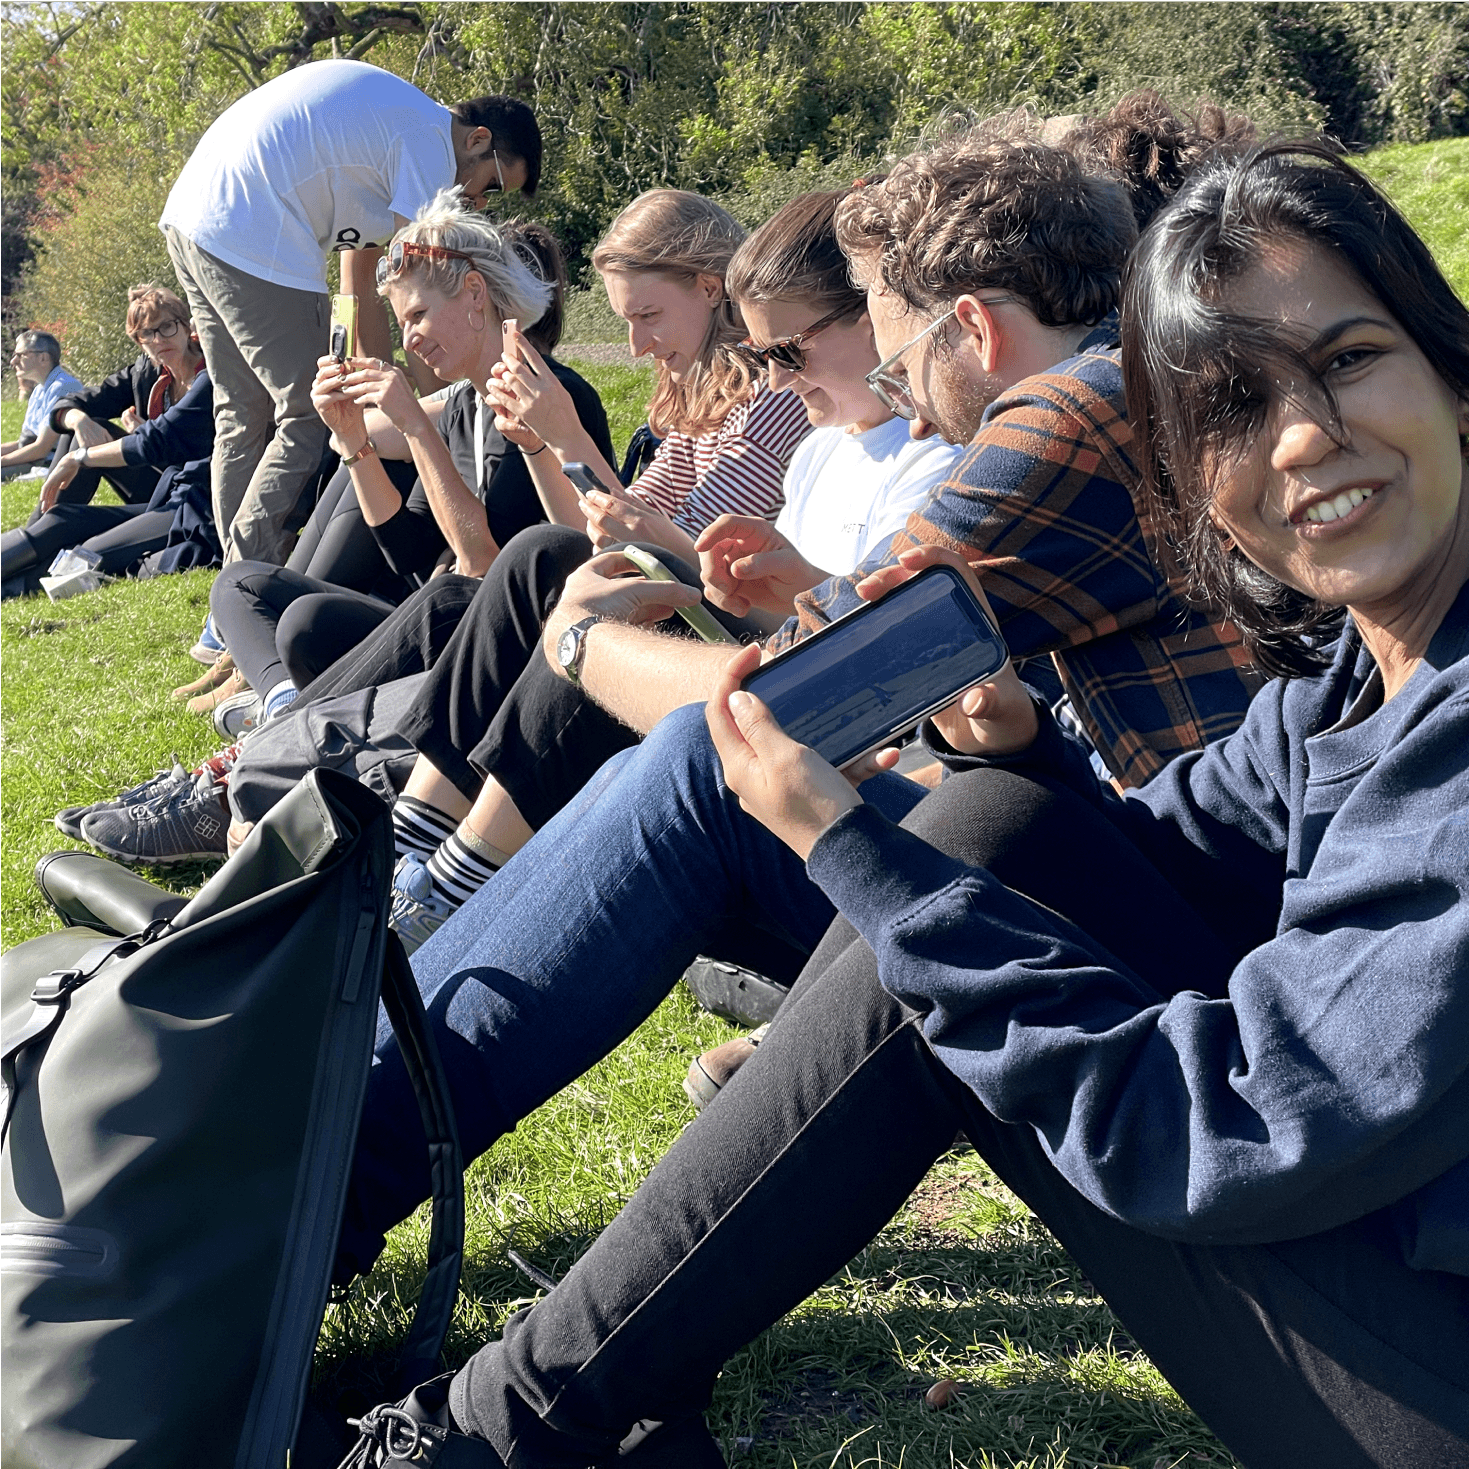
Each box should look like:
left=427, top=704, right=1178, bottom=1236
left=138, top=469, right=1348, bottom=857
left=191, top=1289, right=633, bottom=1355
left=159, top=58, right=541, bottom=569
left=0, top=284, right=213, bottom=597
left=0, top=331, right=81, bottom=481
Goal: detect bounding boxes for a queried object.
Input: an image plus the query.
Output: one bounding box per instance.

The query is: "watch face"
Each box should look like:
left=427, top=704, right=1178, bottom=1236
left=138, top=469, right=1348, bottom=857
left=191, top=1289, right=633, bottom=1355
left=557, top=626, right=579, bottom=669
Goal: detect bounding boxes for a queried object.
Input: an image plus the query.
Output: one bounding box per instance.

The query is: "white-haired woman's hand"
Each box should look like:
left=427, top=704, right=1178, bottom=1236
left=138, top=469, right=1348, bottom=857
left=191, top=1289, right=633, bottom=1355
left=333, top=356, right=427, bottom=439
left=311, top=355, right=369, bottom=445
left=487, top=321, right=581, bottom=450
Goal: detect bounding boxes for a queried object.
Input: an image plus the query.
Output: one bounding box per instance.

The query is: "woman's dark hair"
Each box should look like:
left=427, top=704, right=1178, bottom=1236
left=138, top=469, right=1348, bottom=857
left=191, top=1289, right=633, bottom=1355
left=1121, top=142, right=1469, bottom=678
left=726, top=188, right=867, bottom=323
left=500, top=219, right=568, bottom=354
left=1060, top=90, right=1258, bottom=232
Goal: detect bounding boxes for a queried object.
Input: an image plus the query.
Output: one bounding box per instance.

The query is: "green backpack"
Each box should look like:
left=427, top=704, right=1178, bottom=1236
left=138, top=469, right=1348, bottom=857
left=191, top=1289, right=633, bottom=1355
left=1, top=770, right=463, bottom=1468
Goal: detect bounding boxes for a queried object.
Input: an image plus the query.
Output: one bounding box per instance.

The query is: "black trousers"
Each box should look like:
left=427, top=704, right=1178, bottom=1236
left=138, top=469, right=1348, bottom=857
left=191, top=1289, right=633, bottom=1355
left=450, top=767, right=1469, bottom=1469
left=396, top=522, right=758, bottom=832
left=0, top=504, right=175, bottom=590
left=209, top=561, right=396, bottom=694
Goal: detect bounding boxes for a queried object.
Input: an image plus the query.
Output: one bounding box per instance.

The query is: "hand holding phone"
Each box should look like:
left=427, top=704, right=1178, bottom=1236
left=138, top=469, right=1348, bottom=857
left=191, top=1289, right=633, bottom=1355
left=739, top=562, right=1012, bottom=769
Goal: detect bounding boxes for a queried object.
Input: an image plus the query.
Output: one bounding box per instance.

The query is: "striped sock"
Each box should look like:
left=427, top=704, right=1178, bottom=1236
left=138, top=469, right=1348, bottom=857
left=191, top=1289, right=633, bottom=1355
left=424, top=827, right=503, bottom=909
left=392, top=796, right=459, bottom=861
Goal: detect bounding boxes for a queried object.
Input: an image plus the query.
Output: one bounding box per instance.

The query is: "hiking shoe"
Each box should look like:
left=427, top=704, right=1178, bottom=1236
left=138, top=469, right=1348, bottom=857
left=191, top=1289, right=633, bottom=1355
left=338, top=1373, right=502, bottom=1466
left=213, top=686, right=263, bottom=739
left=54, top=757, right=192, bottom=841
left=388, top=853, right=455, bottom=956
left=80, top=769, right=229, bottom=865
left=186, top=664, right=247, bottom=716
left=683, top=1023, right=770, bottom=1111
left=172, top=650, right=235, bottom=700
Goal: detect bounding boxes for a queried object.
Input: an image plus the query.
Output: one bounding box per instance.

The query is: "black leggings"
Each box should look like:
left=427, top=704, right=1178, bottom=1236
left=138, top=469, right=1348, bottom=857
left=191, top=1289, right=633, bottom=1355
left=29, top=426, right=159, bottom=519
left=209, top=561, right=394, bottom=694
left=287, top=459, right=418, bottom=596
left=1, top=503, right=175, bottom=589
left=396, top=522, right=759, bottom=831
left=450, top=767, right=1469, bottom=1469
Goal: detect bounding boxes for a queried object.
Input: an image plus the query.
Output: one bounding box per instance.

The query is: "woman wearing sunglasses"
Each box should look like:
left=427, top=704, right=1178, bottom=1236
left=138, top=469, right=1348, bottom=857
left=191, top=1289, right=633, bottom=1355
left=374, top=187, right=963, bottom=948
left=0, top=284, right=213, bottom=598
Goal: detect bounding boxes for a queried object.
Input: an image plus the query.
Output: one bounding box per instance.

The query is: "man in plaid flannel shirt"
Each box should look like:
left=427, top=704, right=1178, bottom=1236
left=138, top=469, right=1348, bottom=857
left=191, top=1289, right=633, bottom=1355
left=340, top=126, right=1273, bottom=1290
left=542, top=136, right=1262, bottom=788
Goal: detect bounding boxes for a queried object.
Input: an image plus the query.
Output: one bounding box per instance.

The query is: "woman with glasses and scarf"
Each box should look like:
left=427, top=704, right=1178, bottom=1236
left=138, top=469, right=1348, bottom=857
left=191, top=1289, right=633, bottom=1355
left=0, top=284, right=212, bottom=597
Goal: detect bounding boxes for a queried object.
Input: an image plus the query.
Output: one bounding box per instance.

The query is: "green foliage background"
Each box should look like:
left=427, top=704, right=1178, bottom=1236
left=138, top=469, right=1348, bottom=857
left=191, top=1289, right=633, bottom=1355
left=3, top=1, right=1467, bottom=382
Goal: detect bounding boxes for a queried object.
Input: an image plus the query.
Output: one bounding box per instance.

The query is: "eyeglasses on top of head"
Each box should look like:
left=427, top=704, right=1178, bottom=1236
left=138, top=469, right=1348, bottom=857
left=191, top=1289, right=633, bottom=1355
left=376, top=240, right=477, bottom=288
left=733, top=301, right=865, bottom=374
left=864, top=297, right=1016, bottom=419
left=133, top=319, right=183, bottom=344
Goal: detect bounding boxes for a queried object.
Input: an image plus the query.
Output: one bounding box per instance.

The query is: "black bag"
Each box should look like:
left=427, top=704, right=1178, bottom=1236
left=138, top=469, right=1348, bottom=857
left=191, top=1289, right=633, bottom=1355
left=1, top=769, right=463, bottom=1469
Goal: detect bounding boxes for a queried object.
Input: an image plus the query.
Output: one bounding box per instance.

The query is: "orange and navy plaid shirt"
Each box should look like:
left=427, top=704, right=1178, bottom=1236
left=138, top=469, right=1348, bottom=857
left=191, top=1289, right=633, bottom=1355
left=764, top=329, right=1265, bottom=787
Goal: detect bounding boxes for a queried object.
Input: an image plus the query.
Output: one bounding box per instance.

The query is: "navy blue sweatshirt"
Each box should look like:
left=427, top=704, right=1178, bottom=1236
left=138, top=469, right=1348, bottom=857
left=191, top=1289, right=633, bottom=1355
left=808, top=577, right=1469, bottom=1277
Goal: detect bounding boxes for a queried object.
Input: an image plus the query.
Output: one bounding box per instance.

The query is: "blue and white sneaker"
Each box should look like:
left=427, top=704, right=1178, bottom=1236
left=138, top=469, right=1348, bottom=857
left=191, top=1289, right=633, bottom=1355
left=388, top=853, right=455, bottom=956
left=80, top=768, right=229, bottom=865
left=54, top=757, right=191, bottom=841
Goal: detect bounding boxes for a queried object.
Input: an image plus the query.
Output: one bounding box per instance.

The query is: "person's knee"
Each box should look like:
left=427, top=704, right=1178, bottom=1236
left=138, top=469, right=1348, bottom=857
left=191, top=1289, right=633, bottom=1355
left=209, top=559, right=282, bottom=616
left=902, top=765, right=1073, bottom=870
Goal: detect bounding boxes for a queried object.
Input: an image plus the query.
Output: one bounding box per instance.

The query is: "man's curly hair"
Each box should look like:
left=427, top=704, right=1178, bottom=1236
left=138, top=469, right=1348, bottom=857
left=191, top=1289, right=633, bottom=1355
left=834, top=130, right=1136, bottom=329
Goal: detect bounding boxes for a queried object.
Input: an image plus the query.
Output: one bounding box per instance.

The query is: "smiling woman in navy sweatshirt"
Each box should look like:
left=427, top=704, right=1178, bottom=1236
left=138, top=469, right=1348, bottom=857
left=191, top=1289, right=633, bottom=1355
left=339, top=147, right=1468, bottom=1469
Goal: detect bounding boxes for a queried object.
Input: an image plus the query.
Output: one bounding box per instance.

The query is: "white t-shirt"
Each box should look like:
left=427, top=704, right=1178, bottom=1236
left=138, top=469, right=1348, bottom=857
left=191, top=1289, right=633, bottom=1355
left=774, top=417, right=964, bottom=576
left=160, top=60, right=455, bottom=294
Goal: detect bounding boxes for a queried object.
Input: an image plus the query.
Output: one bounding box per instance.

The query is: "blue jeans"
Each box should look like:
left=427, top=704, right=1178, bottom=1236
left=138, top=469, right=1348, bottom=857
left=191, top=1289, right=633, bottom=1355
left=335, top=704, right=925, bottom=1279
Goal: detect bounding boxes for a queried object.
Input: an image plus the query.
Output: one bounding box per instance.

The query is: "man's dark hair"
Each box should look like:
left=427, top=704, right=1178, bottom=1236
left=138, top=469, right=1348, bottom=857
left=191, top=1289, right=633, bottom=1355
left=1121, top=142, right=1469, bottom=677
left=451, top=95, right=543, bottom=198
left=835, top=130, right=1136, bottom=330
left=16, top=330, right=61, bottom=369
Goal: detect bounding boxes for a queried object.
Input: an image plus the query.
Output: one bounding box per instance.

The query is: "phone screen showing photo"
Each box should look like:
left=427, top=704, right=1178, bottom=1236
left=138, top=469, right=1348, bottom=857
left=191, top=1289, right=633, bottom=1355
left=743, top=566, right=1008, bottom=768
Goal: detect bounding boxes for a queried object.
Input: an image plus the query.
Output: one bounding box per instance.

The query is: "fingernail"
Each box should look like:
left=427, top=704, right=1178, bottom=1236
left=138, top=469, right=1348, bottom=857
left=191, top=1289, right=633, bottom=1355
left=728, top=691, right=755, bottom=715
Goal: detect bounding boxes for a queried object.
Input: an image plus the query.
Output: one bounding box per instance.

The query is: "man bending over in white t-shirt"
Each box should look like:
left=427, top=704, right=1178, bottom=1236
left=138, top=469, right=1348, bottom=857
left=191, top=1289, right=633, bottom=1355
left=160, top=59, right=541, bottom=567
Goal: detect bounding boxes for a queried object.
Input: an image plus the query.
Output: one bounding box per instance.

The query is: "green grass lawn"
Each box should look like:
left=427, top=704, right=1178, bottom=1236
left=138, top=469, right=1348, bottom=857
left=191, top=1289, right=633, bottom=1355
left=2, top=137, right=1462, bottom=1465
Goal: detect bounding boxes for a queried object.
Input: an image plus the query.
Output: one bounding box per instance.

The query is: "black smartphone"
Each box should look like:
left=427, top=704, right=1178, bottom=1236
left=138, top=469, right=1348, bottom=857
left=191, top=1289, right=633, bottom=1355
left=740, top=563, right=1009, bottom=769
left=562, top=460, right=616, bottom=498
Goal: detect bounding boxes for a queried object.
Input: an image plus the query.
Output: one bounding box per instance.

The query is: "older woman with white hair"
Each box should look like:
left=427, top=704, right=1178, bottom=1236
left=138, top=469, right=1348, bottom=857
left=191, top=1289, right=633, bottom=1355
left=197, top=193, right=614, bottom=736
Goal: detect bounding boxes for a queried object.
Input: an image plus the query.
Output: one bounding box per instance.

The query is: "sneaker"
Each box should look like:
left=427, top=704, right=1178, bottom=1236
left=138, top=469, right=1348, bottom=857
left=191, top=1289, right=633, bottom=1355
left=388, top=853, right=455, bottom=956
left=213, top=687, right=263, bottom=739
left=80, top=769, right=230, bottom=865
left=683, top=1023, right=770, bottom=1111
left=338, top=1373, right=501, bottom=1466
left=54, top=757, right=191, bottom=841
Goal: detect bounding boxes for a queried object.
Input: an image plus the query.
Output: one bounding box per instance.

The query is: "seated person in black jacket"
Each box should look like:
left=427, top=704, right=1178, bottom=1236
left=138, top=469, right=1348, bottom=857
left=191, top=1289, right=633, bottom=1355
left=202, top=201, right=611, bottom=727
left=0, top=285, right=213, bottom=597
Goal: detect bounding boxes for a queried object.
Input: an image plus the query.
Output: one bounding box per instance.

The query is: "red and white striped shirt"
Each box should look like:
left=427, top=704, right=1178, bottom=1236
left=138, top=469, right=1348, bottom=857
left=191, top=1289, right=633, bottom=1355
left=629, top=384, right=812, bottom=535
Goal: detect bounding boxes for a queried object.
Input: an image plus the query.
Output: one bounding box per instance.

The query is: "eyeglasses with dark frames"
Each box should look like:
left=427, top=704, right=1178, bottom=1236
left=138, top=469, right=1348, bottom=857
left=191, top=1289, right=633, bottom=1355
left=133, top=319, right=183, bottom=344
left=375, top=240, right=477, bottom=288
left=733, top=302, right=864, bottom=374
left=864, top=297, right=1015, bottom=419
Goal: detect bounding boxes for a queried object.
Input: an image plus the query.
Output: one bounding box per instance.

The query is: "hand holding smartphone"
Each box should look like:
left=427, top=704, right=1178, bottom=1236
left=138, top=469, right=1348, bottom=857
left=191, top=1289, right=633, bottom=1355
left=740, top=563, right=1009, bottom=769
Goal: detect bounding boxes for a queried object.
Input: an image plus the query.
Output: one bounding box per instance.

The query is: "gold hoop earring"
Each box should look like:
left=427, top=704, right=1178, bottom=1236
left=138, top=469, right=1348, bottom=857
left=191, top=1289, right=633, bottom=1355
left=468, top=309, right=486, bottom=333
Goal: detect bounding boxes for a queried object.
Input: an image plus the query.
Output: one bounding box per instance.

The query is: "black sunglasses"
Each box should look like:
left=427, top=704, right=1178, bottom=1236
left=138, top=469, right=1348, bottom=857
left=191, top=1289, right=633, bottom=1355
left=733, top=302, right=863, bottom=373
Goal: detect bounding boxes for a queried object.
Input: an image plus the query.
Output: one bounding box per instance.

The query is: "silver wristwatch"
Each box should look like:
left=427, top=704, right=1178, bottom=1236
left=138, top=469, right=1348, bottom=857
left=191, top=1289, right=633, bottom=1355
left=556, top=615, right=603, bottom=687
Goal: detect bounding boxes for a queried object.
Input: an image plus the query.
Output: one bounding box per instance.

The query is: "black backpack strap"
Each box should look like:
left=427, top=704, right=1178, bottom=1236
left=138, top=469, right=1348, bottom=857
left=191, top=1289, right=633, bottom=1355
left=379, top=932, right=465, bottom=1393
left=1, top=935, right=147, bottom=1141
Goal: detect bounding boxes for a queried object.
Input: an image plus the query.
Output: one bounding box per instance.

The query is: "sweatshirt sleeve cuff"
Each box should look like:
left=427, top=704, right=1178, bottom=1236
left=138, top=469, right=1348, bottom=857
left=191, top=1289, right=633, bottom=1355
left=806, top=801, right=981, bottom=938
left=918, top=692, right=1069, bottom=774
left=119, top=433, right=146, bottom=465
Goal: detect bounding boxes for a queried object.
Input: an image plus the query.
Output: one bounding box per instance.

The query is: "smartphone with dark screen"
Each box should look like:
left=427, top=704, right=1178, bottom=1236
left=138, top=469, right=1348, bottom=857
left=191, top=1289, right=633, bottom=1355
left=740, top=563, right=1008, bottom=769
left=562, top=460, right=617, bottom=498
